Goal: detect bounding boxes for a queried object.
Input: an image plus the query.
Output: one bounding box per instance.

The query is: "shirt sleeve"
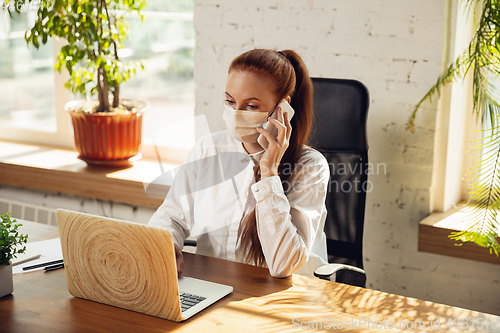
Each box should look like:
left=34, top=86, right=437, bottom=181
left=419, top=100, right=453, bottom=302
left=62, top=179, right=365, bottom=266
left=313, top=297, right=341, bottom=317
left=148, top=143, right=201, bottom=250
left=251, top=154, right=329, bottom=278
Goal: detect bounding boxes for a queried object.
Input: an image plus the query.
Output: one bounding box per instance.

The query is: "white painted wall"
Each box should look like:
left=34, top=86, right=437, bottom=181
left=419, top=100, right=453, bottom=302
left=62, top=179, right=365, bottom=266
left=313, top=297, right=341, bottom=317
left=193, top=0, right=500, bottom=315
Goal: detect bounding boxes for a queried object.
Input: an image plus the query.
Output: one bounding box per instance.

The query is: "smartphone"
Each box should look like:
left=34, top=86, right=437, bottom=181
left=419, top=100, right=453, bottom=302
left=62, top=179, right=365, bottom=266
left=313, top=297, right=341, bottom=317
left=257, top=99, right=295, bottom=150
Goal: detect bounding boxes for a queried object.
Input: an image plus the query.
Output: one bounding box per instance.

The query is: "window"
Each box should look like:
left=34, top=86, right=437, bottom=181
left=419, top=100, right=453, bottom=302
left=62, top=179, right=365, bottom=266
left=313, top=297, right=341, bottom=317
left=119, top=0, right=195, bottom=152
left=0, top=9, right=70, bottom=147
left=430, top=0, right=480, bottom=213
left=0, top=9, right=56, bottom=131
left=418, top=1, right=500, bottom=262
left=0, top=0, right=195, bottom=155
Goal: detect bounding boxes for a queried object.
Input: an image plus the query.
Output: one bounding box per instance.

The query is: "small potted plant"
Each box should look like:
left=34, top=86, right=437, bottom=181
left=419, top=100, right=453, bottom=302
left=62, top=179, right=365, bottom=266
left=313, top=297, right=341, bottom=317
left=19, top=0, right=149, bottom=165
left=0, top=212, right=28, bottom=298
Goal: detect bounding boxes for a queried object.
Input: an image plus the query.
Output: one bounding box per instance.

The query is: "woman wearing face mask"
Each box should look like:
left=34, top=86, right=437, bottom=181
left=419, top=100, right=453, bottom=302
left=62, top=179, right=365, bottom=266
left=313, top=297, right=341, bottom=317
left=149, top=49, right=329, bottom=278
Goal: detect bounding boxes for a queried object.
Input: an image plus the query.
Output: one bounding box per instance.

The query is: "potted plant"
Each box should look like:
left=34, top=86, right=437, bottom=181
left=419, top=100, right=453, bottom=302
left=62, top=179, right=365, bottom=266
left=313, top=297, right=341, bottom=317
left=20, top=0, right=149, bottom=164
left=406, top=0, right=500, bottom=255
left=0, top=212, right=28, bottom=298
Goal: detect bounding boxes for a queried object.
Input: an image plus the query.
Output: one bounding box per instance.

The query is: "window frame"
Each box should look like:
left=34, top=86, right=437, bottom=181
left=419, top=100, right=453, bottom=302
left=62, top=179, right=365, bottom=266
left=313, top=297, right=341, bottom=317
left=0, top=9, right=194, bottom=163
left=0, top=10, right=73, bottom=148
left=430, top=0, right=481, bottom=213
left=418, top=1, right=500, bottom=262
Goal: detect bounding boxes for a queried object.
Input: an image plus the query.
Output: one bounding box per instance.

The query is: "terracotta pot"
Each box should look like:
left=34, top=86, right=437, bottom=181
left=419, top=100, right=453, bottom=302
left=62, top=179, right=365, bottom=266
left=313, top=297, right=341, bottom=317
left=0, top=264, right=13, bottom=298
left=66, top=100, right=150, bottom=162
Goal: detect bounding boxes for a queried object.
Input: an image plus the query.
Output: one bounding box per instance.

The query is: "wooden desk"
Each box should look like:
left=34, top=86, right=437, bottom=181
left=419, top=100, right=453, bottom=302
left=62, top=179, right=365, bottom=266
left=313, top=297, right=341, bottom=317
left=2, top=224, right=499, bottom=332
left=17, top=220, right=61, bottom=243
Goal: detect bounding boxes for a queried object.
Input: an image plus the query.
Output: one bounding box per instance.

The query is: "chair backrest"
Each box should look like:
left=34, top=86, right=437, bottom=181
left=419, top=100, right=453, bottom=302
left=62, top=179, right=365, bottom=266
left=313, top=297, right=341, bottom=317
left=308, top=78, right=369, bottom=269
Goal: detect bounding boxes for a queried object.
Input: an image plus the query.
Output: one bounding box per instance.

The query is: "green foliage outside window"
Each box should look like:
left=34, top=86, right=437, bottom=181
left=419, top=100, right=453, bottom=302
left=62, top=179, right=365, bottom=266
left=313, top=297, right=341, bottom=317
left=10, top=0, right=147, bottom=112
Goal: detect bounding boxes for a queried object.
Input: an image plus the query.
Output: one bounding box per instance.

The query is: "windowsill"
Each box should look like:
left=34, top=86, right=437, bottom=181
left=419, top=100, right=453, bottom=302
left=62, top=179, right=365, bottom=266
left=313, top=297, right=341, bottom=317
left=0, top=140, right=180, bottom=208
left=419, top=205, right=500, bottom=265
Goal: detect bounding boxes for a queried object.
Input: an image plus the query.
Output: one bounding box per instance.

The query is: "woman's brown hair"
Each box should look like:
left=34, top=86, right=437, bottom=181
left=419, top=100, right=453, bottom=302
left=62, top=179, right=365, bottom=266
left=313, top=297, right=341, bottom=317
left=230, top=49, right=314, bottom=267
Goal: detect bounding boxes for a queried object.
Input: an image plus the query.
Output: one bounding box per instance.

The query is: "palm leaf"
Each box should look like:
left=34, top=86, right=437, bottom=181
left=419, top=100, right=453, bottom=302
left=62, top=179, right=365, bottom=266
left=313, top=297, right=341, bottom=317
left=449, top=97, right=500, bottom=255
left=407, top=0, right=500, bottom=254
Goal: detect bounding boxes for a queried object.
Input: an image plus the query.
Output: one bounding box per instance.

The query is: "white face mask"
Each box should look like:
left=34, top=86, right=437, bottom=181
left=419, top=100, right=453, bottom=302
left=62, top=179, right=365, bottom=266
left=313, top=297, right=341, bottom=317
left=222, top=104, right=270, bottom=143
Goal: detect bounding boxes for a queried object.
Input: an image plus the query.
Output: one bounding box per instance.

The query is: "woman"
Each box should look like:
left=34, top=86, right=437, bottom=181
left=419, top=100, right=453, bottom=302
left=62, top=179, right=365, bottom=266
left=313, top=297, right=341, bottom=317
left=149, top=49, right=329, bottom=278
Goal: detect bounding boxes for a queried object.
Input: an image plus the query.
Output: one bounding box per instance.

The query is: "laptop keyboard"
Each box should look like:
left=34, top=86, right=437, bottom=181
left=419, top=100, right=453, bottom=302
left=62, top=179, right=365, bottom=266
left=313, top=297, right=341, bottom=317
left=180, top=292, right=206, bottom=312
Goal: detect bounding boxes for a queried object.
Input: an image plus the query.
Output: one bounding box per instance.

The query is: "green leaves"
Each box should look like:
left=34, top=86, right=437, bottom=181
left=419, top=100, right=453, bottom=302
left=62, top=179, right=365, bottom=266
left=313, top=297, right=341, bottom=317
left=406, top=0, right=500, bottom=255
left=19, top=0, right=146, bottom=112
left=447, top=115, right=500, bottom=256
left=0, top=212, right=28, bottom=266
left=450, top=231, right=500, bottom=256
left=407, top=0, right=500, bottom=131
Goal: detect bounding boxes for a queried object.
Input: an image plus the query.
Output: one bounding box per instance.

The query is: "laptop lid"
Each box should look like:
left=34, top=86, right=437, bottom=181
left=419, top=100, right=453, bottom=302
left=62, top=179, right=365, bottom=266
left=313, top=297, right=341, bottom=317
left=56, top=209, right=184, bottom=321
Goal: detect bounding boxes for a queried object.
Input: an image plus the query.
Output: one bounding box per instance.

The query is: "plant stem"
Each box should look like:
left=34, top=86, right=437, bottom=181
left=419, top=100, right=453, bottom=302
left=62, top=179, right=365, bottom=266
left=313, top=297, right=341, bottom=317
left=96, top=0, right=110, bottom=112
left=103, top=0, right=120, bottom=108
left=100, top=65, right=111, bottom=111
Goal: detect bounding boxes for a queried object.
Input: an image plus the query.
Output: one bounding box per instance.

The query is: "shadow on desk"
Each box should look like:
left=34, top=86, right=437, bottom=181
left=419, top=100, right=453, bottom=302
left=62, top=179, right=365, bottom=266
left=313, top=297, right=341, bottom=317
left=4, top=252, right=499, bottom=333
left=227, top=274, right=498, bottom=332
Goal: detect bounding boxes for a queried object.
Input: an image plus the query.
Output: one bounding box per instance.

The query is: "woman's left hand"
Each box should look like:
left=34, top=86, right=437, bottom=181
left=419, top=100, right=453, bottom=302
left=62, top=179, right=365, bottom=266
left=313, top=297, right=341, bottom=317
left=257, top=106, right=292, bottom=179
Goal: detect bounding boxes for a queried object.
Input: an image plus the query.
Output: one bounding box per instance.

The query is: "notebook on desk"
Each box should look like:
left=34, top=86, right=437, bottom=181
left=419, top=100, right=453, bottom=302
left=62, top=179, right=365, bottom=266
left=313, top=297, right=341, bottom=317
left=56, top=209, right=233, bottom=322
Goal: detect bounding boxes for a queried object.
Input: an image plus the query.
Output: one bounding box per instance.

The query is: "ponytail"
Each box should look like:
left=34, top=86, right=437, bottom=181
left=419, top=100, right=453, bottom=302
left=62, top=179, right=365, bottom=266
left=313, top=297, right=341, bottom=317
left=277, top=50, right=314, bottom=190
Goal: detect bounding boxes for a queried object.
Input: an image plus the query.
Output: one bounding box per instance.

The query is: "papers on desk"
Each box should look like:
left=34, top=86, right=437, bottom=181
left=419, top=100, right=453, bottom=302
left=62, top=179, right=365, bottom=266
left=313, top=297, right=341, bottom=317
left=12, top=238, right=63, bottom=275
left=12, top=249, right=41, bottom=266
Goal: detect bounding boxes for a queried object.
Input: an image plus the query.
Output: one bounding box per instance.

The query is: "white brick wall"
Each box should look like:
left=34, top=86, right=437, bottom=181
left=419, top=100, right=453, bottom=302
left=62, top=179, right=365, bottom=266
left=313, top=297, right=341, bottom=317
left=0, top=185, right=157, bottom=225
left=193, top=0, right=500, bottom=314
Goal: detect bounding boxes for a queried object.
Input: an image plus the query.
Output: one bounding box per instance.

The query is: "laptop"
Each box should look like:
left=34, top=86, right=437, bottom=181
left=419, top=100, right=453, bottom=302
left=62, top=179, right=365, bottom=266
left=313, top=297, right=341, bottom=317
left=56, top=209, right=233, bottom=322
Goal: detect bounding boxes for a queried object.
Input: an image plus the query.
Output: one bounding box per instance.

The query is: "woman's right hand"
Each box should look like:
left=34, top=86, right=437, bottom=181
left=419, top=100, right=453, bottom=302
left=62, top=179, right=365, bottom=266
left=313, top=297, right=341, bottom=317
left=174, top=244, right=184, bottom=276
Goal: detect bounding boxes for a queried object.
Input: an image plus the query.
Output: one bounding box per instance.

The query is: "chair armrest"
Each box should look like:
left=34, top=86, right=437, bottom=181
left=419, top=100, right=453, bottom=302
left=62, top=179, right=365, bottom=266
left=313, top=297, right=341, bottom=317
left=183, top=239, right=197, bottom=247
left=314, top=263, right=366, bottom=288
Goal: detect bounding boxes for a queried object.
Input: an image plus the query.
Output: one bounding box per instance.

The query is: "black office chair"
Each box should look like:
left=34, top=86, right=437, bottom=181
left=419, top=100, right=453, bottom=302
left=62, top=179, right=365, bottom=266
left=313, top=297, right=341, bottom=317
left=309, top=77, right=369, bottom=288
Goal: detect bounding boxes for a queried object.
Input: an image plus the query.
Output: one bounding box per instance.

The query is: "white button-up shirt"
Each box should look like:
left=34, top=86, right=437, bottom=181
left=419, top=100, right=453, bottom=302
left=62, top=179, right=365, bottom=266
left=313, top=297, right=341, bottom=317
left=148, top=130, right=329, bottom=278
